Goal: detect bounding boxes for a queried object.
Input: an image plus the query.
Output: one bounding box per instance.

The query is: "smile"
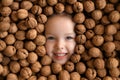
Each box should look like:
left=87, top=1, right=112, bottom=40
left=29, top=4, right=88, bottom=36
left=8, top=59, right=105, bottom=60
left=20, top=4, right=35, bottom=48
left=53, top=53, right=67, bottom=60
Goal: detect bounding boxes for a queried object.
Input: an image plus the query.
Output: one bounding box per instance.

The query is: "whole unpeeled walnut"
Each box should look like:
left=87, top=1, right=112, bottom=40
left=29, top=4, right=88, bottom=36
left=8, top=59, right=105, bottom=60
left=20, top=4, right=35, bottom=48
left=3, top=46, right=16, bottom=57
left=20, top=67, right=32, bottom=79
left=26, top=29, right=37, bottom=40
left=14, top=40, right=24, bottom=49
left=92, top=35, right=104, bottom=46
left=15, top=30, right=26, bottom=40
left=91, top=10, right=102, bottom=21
left=35, top=23, right=44, bottom=33
left=70, top=72, right=80, bottom=80
left=105, top=24, right=117, bottom=35
left=83, top=0, right=95, bottom=13
left=76, top=35, right=86, bottom=44
left=4, top=34, right=16, bottom=45
left=37, top=14, right=47, bottom=23
left=47, top=0, right=58, bottom=6
left=97, top=69, right=107, bottom=78
left=94, top=24, right=104, bottom=35
left=0, top=40, right=6, bottom=51
left=75, top=24, right=86, bottom=35
left=109, top=68, right=120, bottom=77
left=17, top=9, right=28, bottom=19
left=8, top=23, right=18, bottom=34
left=44, top=6, right=54, bottom=16
left=1, top=0, right=13, bottom=7
left=17, top=48, right=28, bottom=59
left=0, top=21, right=10, bottom=32
left=75, top=44, right=85, bottom=54
left=73, top=2, right=83, bottom=13
left=95, top=0, right=106, bottom=9
left=58, top=70, right=70, bottom=80
left=35, top=46, right=46, bottom=56
left=65, top=61, right=74, bottom=72
left=84, top=18, right=95, bottom=29
left=0, top=64, right=3, bottom=75
left=40, top=66, right=51, bottom=77
left=34, top=35, right=46, bottom=46
left=20, top=1, right=33, bottom=10
left=93, top=58, right=105, bottom=69
left=73, top=12, right=85, bottom=23
left=31, top=61, right=42, bottom=73
left=9, top=61, right=20, bottom=73
left=51, top=63, right=62, bottom=74
left=103, top=42, right=115, bottom=53
left=65, top=5, right=73, bottom=14
left=76, top=62, right=86, bottom=74
left=31, top=5, right=42, bottom=15
left=24, top=41, right=36, bottom=51
left=27, top=52, right=38, bottom=64
left=55, top=3, right=64, bottom=13
left=70, top=54, right=81, bottom=63
left=41, top=55, right=52, bottom=66
left=85, top=30, right=95, bottom=39
left=48, top=75, right=57, bottom=80
left=0, top=31, right=8, bottom=39
left=6, top=73, right=18, bottom=80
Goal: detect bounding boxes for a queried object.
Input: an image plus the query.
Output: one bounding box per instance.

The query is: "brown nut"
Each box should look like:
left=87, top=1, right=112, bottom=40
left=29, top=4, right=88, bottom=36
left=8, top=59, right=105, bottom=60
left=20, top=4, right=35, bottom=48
left=31, top=5, right=42, bottom=15
left=35, top=23, right=44, bottom=33
left=114, top=31, right=120, bottom=41
left=95, top=0, right=106, bottom=9
left=85, top=40, right=94, bottom=49
left=2, top=57, right=10, bottom=66
left=28, top=76, right=37, bottom=80
left=41, top=55, right=52, bottom=66
left=76, top=62, right=86, bottom=74
left=17, top=49, right=28, bottom=59
left=17, top=9, right=28, bottom=19
left=15, top=30, right=26, bottom=40
left=70, top=72, right=80, bottom=80
left=73, top=2, right=83, bottom=13
left=1, top=66, right=9, bottom=77
left=10, top=2, right=19, bottom=10
left=0, top=21, right=10, bottom=32
left=25, top=17, right=37, bottom=29
left=101, top=15, right=110, bottom=25
left=66, top=0, right=77, bottom=4
left=105, top=24, right=117, bottom=35
left=85, top=30, right=95, bottom=39
left=20, top=1, right=33, bottom=10
left=8, top=23, right=18, bottom=34
left=104, top=3, right=114, bottom=13
left=31, top=61, right=42, bottom=73
left=104, top=35, right=113, bottom=42
left=48, top=75, right=57, bottom=80
left=55, top=3, right=64, bottom=13
left=1, top=7, right=12, bottom=17
left=6, top=73, right=18, bottom=80
left=65, top=61, right=74, bottom=72
left=84, top=18, right=95, bottom=29
left=51, top=62, right=62, bottom=74
left=14, top=40, right=24, bottom=49
left=58, top=70, right=70, bottom=80
left=65, top=5, right=73, bottom=14
left=37, top=14, right=47, bottom=23
left=70, top=54, right=81, bottom=63
left=35, top=46, right=46, bottom=56
left=44, top=6, right=54, bottom=16
left=94, top=24, right=104, bottom=35
left=20, top=67, right=32, bottom=79
left=3, top=46, right=16, bottom=57
left=1, top=0, right=13, bottom=7
left=109, top=68, right=120, bottom=77
left=103, top=42, right=115, bottom=53
left=0, top=40, right=6, bottom=51
left=19, top=59, right=29, bottom=67
left=27, top=52, right=38, bottom=64
left=34, top=35, right=46, bottom=46
left=106, top=57, right=119, bottom=69
left=85, top=68, right=96, bottom=80
left=92, top=35, right=104, bottom=46
left=47, top=0, right=58, bottom=6
left=40, top=66, right=51, bottom=77
left=83, top=0, right=95, bottom=13
left=75, top=24, right=86, bottom=35
left=26, top=29, right=37, bottom=40
left=93, top=58, right=105, bottom=69
left=73, top=12, right=85, bottom=23
left=75, top=44, right=85, bottom=54
left=0, top=64, right=3, bottom=75
left=97, top=69, right=107, bottom=78
left=38, top=76, right=47, bottom=80
left=76, top=35, right=86, bottom=44
left=9, top=61, right=20, bottom=73
left=0, top=53, right=3, bottom=63
left=91, top=10, right=102, bottom=21
left=4, top=34, right=16, bottom=45
left=88, top=47, right=101, bottom=58
left=24, top=41, right=36, bottom=51
left=114, top=41, right=120, bottom=51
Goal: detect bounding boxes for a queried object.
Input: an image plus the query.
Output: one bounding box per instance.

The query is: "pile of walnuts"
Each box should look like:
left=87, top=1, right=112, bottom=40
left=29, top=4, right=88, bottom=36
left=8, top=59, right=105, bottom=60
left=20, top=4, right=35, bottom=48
left=0, top=0, right=120, bottom=80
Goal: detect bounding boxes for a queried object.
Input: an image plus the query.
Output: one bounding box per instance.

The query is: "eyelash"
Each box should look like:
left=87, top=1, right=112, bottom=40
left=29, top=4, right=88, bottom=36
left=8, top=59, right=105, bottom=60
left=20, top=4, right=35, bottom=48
left=46, top=36, right=74, bottom=40
left=47, top=36, right=55, bottom=40
left=66, top=36, right=74, bottom=40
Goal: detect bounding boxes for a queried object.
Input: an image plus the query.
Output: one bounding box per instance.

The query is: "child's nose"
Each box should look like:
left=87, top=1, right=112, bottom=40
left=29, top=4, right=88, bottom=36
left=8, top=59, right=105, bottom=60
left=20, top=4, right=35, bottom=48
left=55, top=40, right=65, bottom=50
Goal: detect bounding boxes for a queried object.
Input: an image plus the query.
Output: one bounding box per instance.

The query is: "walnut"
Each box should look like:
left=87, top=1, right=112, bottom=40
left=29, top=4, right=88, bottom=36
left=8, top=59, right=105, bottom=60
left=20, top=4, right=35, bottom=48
left=41, top=55, right=52, bottom=66
left=55, top=3, right=65, bottom=13
left=76, top=62, right=86, bottom=74
left=101, top=15, right=110, bottom=25
left=104, top=3, right=114, bottom=13
left=103, top=42, right=115, bottom=53
left=65, top=5, right=73, bottom=14
left=9, top=61, right=20, bottom=73
left=6, top=73, right=18, bottom=80
left=109, top=68, right=120, bottom=77
left=17, top=49, right=28, bottom=59
left=75, top=24, right=86, bottom=35
left=105, top=24, right=117, bottom=35
left=0, top=64, right=3, bottom=75
left=34, top=35, right=46, bottom=46
left=47, top=0, right=58, bottom=6
left=2, top=57, right=10, bottom=66
left=38, top=0, right=47, bottom=7
left=92, top=35, right=104, bottom=46
left=85, top=30, right=95, bottom=39
left=17, top=9, right=28, bottom=19
left=85, top=40, right=94, bottom=49
left=31, top=61, right=41, bottom=73
left=35, top=46, right=46, bottom=56
left=19, top=59, right=29, bottom=67
left=20, top=1, right=33, bottom=10
left=83, top=0, right=95, bottom=13
left=94, top=24, right=104, bottom=35
left=97, top=69, right=107, bottom=78
left=114, top=31, right=120, bottom=41
left=4, top=34, right=16, bottom=45
left=28, top=76, right=37, bottom=80
left=104, top=35, right=113, bottom=42
left=37, top=14, right=47, bottom=23
left=38, top=76, right=47, bottom=80
left=0, top=53, right=3, bottom=63
left=35, top=23, right=44, bottom=33
left=0, top=7, right=12, bottom=17
left=76, top=35, right=86, bottom=44
left=58, top=70, right=70, bottom=80
left=0, top=40, right=6, bottom=51
left=84, top=18, right=95, bottom=29
left=85, top=68, right=96, bottom=80
left=26, top=29, right=37, bottom=40
left=1, top=66, right=9, bottom=77
left=0, top=21, right=10, bottom=32
left=10, top=2, right=19, bottom=10
left=70, top=54, right=81, bottom=63
left=11, top=11, right=19, bottom=22
left=75, top=44, right=85, bottom=54
left=51, top=63, right=62, bottom=74
left=8, top=23, right=18, bottom=34
left=14, top=40, right=24, bottom=49
left=48, top=75, right=57, bottom=80
left=65, top=61, right=74, bottom=72
left=17, top=20, right=28, bottom=30
left=20, top=67, right=32, bottom=79
left=91, top=10, right=102, bottom=21
left=40, top=66, right=51, bottom=77
left=73, top=2, right=83, bottom=13
left=95, top=0, right=106, bottom=9
left=93, top=58, right=105, bottom=69
left=31, top=5, right=42, bottom=15
left=73, top=12, right=85, bottom=23
left=15, top=30, right=26, bottom=40
left=70, top=72, right=80, bottom=80
left=3, top=46, right=16, bottom=57
left=27, top=52, right=38, bottom=64
left=0, top=31, right=8, bottom=39
left=44, top=6, right=54, bottom=16
left=1, top=0, right=13, bottom=6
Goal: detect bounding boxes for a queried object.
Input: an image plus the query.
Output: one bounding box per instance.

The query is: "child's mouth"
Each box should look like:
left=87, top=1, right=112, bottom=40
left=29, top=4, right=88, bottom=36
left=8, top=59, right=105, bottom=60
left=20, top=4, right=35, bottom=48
left=54, top=53, right=67, bottom=60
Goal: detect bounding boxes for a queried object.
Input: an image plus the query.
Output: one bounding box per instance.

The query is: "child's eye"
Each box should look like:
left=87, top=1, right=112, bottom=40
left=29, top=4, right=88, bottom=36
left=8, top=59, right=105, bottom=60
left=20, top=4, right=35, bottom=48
left=47, top=36, right=55, bottom=40
left=66, top=36, right=74, bottom=40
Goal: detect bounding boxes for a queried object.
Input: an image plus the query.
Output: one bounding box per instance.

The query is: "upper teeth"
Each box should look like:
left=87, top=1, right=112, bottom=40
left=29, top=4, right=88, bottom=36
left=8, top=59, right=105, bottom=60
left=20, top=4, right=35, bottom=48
left=55, top=54, right=65, bottom=56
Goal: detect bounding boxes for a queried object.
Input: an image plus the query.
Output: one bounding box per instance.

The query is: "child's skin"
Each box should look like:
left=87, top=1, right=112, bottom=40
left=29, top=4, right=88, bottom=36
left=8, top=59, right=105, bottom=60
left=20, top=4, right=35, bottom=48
left=45, top=14, right=76, bottom=65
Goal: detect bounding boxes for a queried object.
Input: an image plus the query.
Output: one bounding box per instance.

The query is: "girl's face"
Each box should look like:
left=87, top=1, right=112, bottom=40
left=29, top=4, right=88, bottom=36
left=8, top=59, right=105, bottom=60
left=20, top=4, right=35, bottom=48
left=45, top=16, right=76, bottom=65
